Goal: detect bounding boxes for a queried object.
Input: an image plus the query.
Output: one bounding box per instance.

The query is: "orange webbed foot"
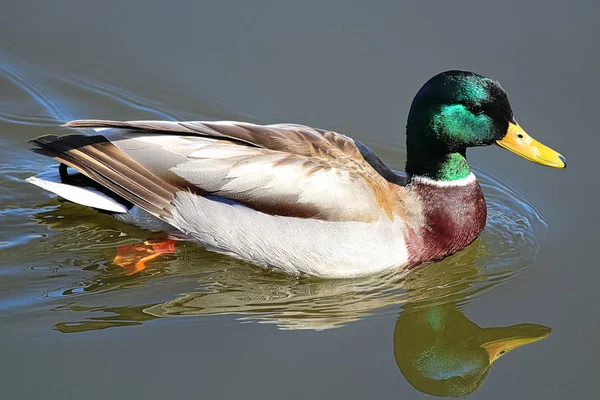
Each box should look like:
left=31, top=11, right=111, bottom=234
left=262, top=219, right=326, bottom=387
left=113, top=239, right=176, bottom=275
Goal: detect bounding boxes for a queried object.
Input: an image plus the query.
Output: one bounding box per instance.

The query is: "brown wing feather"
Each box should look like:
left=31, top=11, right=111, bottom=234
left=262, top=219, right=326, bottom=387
left=64, top=120, right=363, bottom=163
left=29, top=134, right=179, bottom=217
left=59, top=120, right=406, bottom=221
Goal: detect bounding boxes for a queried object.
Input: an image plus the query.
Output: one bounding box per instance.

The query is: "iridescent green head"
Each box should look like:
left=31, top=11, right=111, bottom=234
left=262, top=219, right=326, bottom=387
left=406, top=71, right=566, bottom=181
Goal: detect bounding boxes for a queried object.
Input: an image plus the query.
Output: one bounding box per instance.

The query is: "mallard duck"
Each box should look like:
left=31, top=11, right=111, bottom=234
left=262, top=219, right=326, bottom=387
left=27, top=70, right=565, bottom=278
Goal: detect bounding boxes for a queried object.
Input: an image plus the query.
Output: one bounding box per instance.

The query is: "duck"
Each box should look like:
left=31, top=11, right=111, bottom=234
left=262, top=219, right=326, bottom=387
left=26, top=70, right=566, bottom=278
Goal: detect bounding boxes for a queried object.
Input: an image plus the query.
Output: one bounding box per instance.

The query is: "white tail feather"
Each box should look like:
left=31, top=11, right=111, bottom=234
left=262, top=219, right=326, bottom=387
left=26, top=175, right=129, bottom=213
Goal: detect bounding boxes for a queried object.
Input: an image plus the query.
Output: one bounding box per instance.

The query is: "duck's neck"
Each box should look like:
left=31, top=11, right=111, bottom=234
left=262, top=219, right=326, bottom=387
left=405, top=124, right=471, bottom=182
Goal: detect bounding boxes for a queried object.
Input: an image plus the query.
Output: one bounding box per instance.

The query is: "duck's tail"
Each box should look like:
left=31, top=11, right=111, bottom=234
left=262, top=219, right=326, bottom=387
left=26, top=167, right=130, bottom=214
left=27, top=134, right=177, bottom=218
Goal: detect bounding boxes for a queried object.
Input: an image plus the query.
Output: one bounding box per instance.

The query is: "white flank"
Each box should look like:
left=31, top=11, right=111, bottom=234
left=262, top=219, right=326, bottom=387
left=26, top=176, right=129, bottom=213
left=166, top=192, right=410, bottom=279
left=410, top=172, right=477, bottom=187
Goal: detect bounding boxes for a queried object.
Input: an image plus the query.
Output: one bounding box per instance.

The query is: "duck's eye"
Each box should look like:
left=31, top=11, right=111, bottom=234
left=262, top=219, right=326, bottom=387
left=470, top=105, right=485, bottom=116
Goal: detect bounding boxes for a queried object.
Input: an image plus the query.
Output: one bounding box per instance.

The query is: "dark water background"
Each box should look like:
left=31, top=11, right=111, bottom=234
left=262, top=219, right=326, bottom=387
left=1, top=1, right=598, bottom=398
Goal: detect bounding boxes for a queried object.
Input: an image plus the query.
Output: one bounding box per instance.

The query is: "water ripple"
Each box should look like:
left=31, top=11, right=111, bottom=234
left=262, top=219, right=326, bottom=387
left=0, top=55, right=70, bottom=125
left=0, top=51, right=194, bottom=127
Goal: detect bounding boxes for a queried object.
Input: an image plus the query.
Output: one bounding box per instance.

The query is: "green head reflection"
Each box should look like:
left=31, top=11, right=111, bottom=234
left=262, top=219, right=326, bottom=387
left=393, top=253, right=550, bottom=397
left=394, top=303, right=550, bottom=397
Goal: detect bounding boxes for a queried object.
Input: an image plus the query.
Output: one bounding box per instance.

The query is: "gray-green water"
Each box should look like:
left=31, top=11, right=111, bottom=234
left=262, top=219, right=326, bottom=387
left=1, top=1, right=598, bottom=398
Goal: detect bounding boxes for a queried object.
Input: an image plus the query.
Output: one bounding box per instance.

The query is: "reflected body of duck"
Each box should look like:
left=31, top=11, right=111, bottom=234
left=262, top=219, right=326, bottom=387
left=49, top=240, right=550, bottom=398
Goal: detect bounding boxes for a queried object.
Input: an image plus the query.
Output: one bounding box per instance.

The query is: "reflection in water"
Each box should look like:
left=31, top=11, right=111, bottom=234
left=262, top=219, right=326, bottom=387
left=395, top=259, right=550, bottom=397
left=51, top=247, right=550, bottom=397
left=395, top=301, right=549, bottom=397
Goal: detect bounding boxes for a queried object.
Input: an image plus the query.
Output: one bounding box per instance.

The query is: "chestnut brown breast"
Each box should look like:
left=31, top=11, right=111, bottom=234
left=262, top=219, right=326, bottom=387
left=405, top=179, right=487, bottom=267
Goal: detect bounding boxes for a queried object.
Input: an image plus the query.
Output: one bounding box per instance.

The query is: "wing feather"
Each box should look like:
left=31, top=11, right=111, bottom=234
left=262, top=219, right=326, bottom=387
left=56, top=120, right=403, bottom=222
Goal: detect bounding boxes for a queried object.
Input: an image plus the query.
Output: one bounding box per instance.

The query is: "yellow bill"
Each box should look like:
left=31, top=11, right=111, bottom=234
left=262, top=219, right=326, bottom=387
left=496, top=122, right=566, bottom=168
left=482, top=324, right=551, bottom=364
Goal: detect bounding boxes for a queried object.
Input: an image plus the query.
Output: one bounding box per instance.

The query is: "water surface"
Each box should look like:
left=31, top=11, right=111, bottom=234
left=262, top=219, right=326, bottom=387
left=1, top=2, right=598, bottom=399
